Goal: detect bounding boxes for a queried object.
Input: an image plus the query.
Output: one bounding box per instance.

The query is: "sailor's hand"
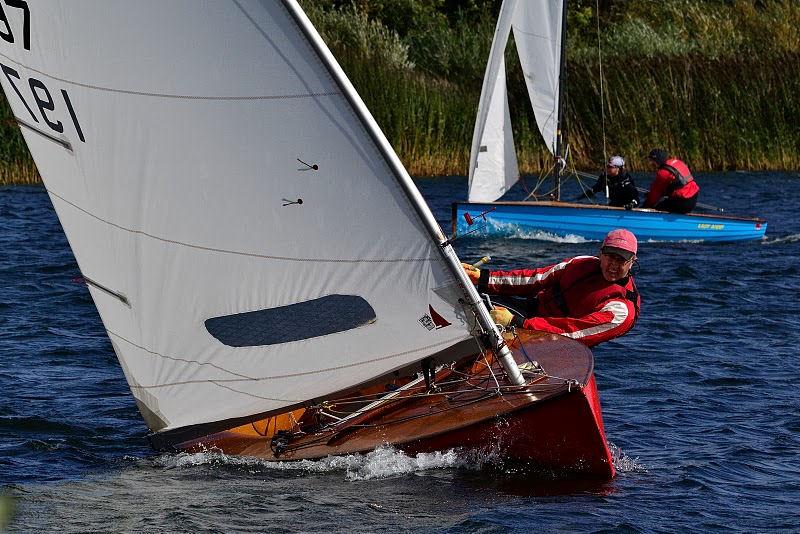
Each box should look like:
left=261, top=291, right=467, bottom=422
left=490, top=306, right=514, bottom=328
left=461, top=262, right=480, bottom=284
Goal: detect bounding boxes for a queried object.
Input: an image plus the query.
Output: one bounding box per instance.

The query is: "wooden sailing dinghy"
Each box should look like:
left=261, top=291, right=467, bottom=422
left=0, top=0, right=613, bottom=477
left=159, top=330, right=614, bottom=477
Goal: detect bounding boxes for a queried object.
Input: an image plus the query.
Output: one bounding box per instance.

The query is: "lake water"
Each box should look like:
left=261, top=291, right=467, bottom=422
left=1, top=172, right=799, bottom=532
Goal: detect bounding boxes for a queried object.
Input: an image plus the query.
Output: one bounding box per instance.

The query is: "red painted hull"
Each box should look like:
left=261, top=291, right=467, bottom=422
left=399, top=375, right=614, bottom=477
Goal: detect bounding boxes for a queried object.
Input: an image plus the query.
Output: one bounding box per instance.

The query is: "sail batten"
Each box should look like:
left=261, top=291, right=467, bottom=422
left=0, top=0, right=478, bottom=432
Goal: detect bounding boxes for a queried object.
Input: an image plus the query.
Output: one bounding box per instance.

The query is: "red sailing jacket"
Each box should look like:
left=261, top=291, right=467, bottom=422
left=644, top=158, right=700, bottom=207
left=480, top=256, right=640, bottom=347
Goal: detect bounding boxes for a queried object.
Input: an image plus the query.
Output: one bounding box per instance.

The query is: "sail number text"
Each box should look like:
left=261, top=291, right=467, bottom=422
left=1, top=63, right=85, bottom=143
left=0, top=2, right=84, bottom=144
left=0, top=0, right=29, bottom=50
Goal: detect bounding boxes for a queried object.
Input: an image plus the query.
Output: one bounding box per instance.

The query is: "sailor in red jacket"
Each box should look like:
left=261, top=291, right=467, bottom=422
left=643, top=148, right=700, bottom=213
left=462, top=229, right=641, bottom=347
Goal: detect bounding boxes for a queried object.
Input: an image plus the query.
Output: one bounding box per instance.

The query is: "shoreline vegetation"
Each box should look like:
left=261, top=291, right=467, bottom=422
left=2, top=0, right=799, bottom=184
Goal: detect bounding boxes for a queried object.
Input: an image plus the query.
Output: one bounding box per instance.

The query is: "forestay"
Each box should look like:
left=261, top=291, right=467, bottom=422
left=0, top=0, right=477, bottom=433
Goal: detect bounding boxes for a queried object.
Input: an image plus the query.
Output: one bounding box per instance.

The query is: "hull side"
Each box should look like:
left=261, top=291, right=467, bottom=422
left=453, top=201, right=767, bottom=242
left=399, top=375, right=614, bottom=477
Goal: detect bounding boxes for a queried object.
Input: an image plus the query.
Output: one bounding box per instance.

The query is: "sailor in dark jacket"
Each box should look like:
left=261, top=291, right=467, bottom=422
left=588, top=155, right=640, bottom=209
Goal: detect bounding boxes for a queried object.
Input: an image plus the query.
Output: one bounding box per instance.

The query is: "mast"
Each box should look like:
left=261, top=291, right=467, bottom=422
left=554, top=0, right=569, bottom=200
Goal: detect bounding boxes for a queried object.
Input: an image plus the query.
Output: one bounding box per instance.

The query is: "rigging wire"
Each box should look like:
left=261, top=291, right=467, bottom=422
left=596, top=0, right=609, bottom=203
left=520, top=3, right=610, bottom=202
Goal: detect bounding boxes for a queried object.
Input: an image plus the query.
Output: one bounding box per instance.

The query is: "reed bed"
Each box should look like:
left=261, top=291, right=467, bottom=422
left=0, top=91, right=37, bottom=185
left=0, top=161, right=39, bottom=186
left=1, top=1, right=799, bottom=184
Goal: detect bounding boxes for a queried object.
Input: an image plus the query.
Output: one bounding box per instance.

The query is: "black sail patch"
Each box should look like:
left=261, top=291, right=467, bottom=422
left=205, top=294, right=376, bottom=347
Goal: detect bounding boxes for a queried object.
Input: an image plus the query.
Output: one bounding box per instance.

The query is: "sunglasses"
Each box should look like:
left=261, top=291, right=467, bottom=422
left=601, top=249, right=634, bottom=263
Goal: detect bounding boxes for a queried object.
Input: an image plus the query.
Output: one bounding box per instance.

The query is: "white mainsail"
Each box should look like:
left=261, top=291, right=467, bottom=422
left=468, top=0, right=565, bottom=202
left=0, top=0, right=481, bottom=433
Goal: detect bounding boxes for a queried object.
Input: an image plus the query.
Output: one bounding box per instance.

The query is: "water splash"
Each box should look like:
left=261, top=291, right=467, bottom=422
left=762, top=233, right=800, bottom=245
left=148, top=445, right=488, bottom=480
left=486, top=221, right=591, bottom=243
left=609, top=442, right=648, bottom=474
left=509, top=230, right=590, bottom=243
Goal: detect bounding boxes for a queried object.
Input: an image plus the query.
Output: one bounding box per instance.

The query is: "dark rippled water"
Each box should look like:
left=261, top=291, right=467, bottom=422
left=2, top=173, right=799, bottom=532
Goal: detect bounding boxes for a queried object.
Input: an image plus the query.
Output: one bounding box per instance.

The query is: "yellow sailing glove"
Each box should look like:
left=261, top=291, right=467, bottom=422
left=489, top=306, right=514, bottom=328
left=461, top=262, right=481, bottom=284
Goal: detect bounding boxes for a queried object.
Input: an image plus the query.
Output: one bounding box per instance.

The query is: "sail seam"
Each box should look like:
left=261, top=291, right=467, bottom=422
left=107, top=330, right=257, bottom=380
left=0, top=51, right=339, bottom=101
left=208, top=381, right=299, bottom=403
left=48, top=189, right=440, bottom=264
left=512, top=26, right=557, bottom=43
left=109, top=328, right=471, bottom=389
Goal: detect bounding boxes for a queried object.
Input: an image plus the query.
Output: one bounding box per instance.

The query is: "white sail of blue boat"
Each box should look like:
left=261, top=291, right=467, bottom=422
left=453, top=0, right=767, bottom=242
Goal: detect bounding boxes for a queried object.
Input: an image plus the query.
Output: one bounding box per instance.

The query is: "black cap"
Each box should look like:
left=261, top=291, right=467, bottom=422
left=647, top=148, right=668, bottom=166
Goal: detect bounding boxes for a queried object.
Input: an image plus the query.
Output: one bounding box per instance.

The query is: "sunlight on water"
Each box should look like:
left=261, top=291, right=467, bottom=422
left=150, top=446, right=494, bottom=481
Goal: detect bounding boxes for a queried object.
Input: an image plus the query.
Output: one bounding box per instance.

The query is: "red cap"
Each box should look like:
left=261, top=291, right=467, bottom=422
left=601, top=228, right=638, bottom=260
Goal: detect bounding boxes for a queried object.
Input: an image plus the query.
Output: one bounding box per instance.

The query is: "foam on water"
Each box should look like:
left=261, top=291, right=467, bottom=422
left=146, top=442, right=645, bottom=481
left=609, top=442, right=648, bottom=474
left=486, top=221, right=591, bottom=243
left=762, top=233, right=800, bottom=244
left=149, top=446, right=487, bottom=480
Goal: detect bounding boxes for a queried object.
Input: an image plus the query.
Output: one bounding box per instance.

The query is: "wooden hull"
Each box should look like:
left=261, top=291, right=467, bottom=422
left=172, top=332, right=615, bottom=478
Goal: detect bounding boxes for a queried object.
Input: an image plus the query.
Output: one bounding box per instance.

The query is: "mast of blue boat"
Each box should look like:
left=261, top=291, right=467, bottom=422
left=554, top=0, right=569, bottom=200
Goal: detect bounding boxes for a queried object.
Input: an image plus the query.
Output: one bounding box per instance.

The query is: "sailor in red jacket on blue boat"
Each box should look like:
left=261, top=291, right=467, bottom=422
left=462, top=229, right=641, bottom=347
left=643, top=148, right=700, bottom=213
